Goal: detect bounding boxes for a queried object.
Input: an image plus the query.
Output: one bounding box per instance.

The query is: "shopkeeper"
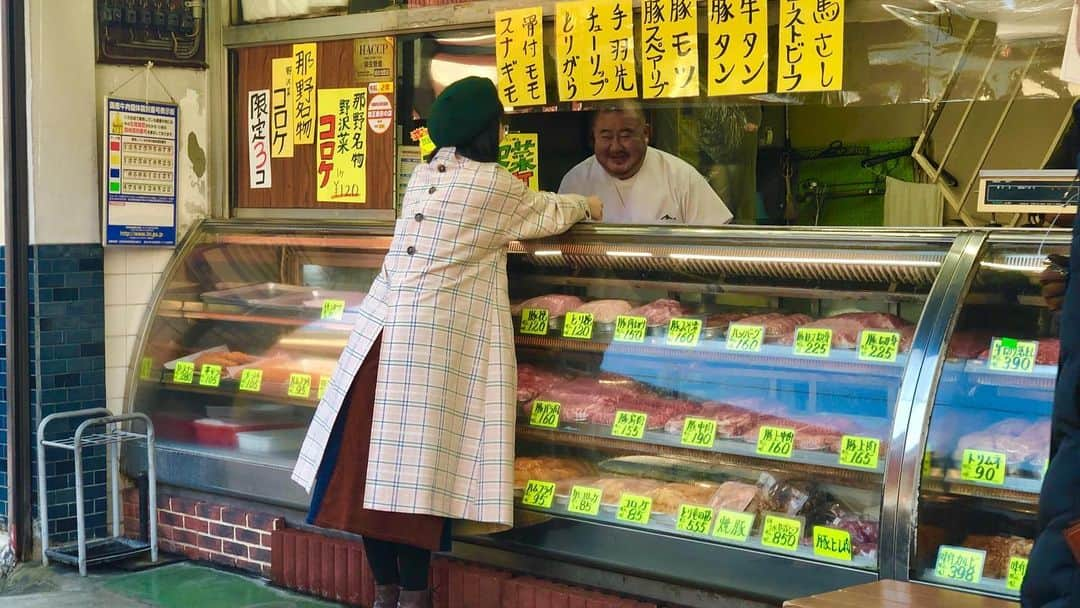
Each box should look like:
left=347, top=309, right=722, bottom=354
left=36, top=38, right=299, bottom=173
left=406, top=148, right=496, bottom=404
left=559, top=100, right=734, bottom=226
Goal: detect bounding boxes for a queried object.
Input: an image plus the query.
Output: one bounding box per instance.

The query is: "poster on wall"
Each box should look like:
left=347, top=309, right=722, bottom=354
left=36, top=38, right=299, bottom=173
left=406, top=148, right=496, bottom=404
left=248, top=89, right=273, bottom=189
left=315, top=88, right=368, bottom=203
left=499, top=133, right=540, bottom=190
left=101, top=97, right=178, bottom=247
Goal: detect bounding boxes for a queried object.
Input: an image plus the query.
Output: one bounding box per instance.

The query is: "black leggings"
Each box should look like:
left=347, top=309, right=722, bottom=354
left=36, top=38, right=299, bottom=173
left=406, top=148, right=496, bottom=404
left=363, top=537, right=431, bottom=591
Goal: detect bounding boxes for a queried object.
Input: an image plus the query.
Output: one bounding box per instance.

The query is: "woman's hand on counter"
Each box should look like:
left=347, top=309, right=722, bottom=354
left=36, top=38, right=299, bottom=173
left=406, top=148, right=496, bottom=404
left=586, top=196, right=603, bottom=222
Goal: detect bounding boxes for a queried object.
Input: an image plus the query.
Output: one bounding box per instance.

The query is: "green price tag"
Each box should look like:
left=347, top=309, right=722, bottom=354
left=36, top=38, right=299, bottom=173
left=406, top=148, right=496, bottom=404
left=1006, top=557, right=1029, bottom=591
left=858, top=330, right=900, bottom=363
left=562, top=312, right=594, bottom=340
left=198, top=364, right=222, bottom=388
left=239, top=368, right=263, bottom=393
left=922, top=450, right=933, bottom=478
left=139, top=357, right=153, bottom=381
left=613, top=315, right=647, bottom=343
left=675, top=504, right=714, bottom=535
left=838, top=435, right=881, bottom=469
left=567, top=486, right=602, bottom=516
left=935, top=545, right=986, bottom=584
left=680, top=417, right=717, bottom=448
left=521, top=480, right=555, bottom=508
left=616, top=494, right=652, bottom=525
left=287, top=373, right=312, bottom=398
left=611, top=410, right=648, bottom=439
left=173, top=361, right=195, bottom=384
left=812, top=526, right=852, bottom=561
left=761, top=515, right=802, bottom=551
left=794, top=328, right=832, bottom=357
left=320, top=299, right=346, bottom=321
left=666, top=318, right=703, bottom=347
left=712, top=510, right=755, bottom=542
left=318, top=376, right=330, bottom=399
left=529, top=400, right=561, bottom=429
left=756, top=426, right=795, bottom=458
left=988, top=338, right=1038, bottom=373
left=519, top=308, right=550, bottom=335
left=726, top=324, right=764, bottom=353
left=960, top=449, right=1006, bottom=485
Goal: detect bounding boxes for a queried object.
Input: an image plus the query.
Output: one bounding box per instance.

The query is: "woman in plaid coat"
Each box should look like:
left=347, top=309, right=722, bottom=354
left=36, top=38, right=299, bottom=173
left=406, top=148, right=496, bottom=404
left=292, top=77, right=601, bottom=608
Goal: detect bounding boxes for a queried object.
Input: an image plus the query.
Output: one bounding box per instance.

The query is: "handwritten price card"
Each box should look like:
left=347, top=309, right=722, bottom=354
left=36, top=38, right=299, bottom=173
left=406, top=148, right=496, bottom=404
left=529, top=400, right=561, bottom=429
left=519, top=308, right=550, bottom=335
left=726, top=324, right=764, bottom=352
left=173, top=361, right=195, bottom=384
left=287, top=373, right=312, bottom=398
left=935, top=545, right=986, bottom=584
left=794, top=328, right=832, bottom=357
left=611, top=410, right=648, bottom=439
left=613, top=315, right=647, bottom=343
left=756, top=426, right=795, bottom=458
left=198, top=364, right=222, bottom=388
left=676, top=505, right=714, bottom=535
left=681, top=417, right=717, bottom=449
left=838, top=436, right=880, bottom=470
left=567, top=486, right=603, bottom=516
left=960, top=449, right=1006, bottom=485
left=562, top=312, right=595, bottom=340
left=521, top=480, right=555, bottom=509
left=616, top=494, right=652, bottom=525
left=761, top=514, right=802, bottom=551
left=988, top=337, right=1038, bottom=373
left=239, top=369, right=263, bottom=393
left=666, top=318, right=702, bottom=347
left=713, top=510, right=754, bottom=542
left=859, top=330, right=900, bottom=363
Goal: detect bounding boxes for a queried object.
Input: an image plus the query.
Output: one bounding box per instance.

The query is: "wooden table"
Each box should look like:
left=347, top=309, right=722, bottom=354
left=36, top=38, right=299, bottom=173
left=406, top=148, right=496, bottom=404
left=784, top=580, right=1019, bottom=608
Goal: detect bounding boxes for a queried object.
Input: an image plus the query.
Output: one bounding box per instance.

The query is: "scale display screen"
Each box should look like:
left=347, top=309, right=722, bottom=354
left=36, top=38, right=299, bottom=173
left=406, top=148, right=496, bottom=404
left=977, top=170, right=1079, bottom=214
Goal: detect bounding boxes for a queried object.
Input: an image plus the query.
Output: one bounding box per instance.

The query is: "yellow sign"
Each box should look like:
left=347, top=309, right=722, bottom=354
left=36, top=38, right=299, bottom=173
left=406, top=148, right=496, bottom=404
left=198, top=364, right=222, bottom=388
left=613, top=315, right=647, bottom=343
left=239, top=369, right=263, bottom=393
left=616, top=494, right=652, bottom=524
left=813, top=526, right=852, bottom=561
left=676, top=504, right=714, bottom=535
left=292, top=43, right=317, bottom=144
left=498, top=133, right=540, bottom=191
left=713, top=510, right=754, bottom=542
left=794, top=328, right=832, bottom=357
left=567, top=486, right=603, bottom=515
left=530, top=400, right=562, bottom=428
left=666, top=318, right=702, bottom=347
left=316, top=88, right=368, bottom=204
left=353, top=37, right=394, bottom=83
left=935, top=545, right=985, bottom=584
left=988, top=338, right=1038, bottom=373
left=288, top=373, right=313, bottom=398
left=839, top=435, right=881, bottom=469
left=1006, top=557, right=1028, bottom=591
left=522, top=480, right=556, bottom=508
left=321, top=299, right=346, bottom=321
left=726, top=324, right=764, bottom=352
left=562, top=311, right=595, bottom=339
left=708, top=0, right=768, bottom=96
left=139, top=357, right=153, bottom=381
left=611, top=410, right=648, bottom=439
left=859, top=330, right=901, bottom=363
left=495, top=7, right=547, bottom=107
left=778, top=0, right=845, bottom=93
left=555, top=0, right=638, bottom=102
left=519, top=308, right=550, bottom=335
left=960, top=449, right=1007, bottom=485
left=270, top=58, right=295, bottom=158
left=318, top=376, right=330, bottom=400
left=681, top=418, right=717, bottom=448
left=757, top=426, right=796, bottom=458
left=641, top=0, right=698, bottom=98
left=761, top=514, right=802, bottom=551
left=173, top=361, right=194, bottom=384
left=410, top=127, right=436, bottom=159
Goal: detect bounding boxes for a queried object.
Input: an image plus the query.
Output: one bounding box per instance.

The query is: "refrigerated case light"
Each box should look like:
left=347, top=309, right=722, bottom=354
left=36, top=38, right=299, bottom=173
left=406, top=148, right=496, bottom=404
left=979, top=260, right=1049, bottom=273
left=606, top=251, right=654, bottom=257
left=668, top=253, right=941, bottom=268
left=533, top=250, right=563, bottom=256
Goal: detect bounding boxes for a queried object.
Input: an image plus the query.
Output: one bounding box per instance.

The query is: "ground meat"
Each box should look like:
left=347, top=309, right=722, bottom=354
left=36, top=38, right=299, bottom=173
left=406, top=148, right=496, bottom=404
left=511, top=294, right=584, bottom=318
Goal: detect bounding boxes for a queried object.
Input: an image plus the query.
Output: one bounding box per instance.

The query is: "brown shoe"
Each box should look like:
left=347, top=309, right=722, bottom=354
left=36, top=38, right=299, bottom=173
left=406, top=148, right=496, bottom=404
left=373, top=584, right=400, bottom=608
left=397, top=588, right=431, bottom=608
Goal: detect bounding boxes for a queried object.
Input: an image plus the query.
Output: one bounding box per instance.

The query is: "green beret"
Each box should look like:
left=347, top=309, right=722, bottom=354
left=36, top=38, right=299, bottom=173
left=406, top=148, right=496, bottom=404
left=428, top=77, right=502, bottom=147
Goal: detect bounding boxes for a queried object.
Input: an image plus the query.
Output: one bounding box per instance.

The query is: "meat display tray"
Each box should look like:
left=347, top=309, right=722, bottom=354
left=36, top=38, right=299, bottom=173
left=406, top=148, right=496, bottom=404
left=962, top=360, right=1057, bottom=389
left=919, top=569, right=1017, bottom=599
left=201, top=283, right=317, bottom=309
left=921, top=475, right=1041, bottom=506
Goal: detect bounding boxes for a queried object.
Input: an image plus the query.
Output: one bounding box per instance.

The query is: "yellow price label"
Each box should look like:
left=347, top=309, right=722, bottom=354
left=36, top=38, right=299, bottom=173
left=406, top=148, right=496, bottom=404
left=562, top=312, right=594, bottom=340
left=859, top=330, right=900, bottom=363
left=1006, top=556, right=1028, bottom=591
left=529, top=400, right=561, bottom=429
left=726, top=324, right=764, bottom=352
left=173, top=361, right=195, bottom=384
left=675, top=504, right=714, bottom=535
left=680, top=417, right=717, bottom=448
left=519, top=308, right=549, bottom=335
left=923, top=450, right=933, bottom=478
left=239, top=368, right=263, bottom=393
left=521, top=480, right=555, bottom=508
left=960, top=449, right=1006, bottom=485
left=287, top=373, right=312, bottom=398
left=838, top=435, right=881, bottom=469
left=761, top=514, right=803, bottom=551
left=812, top=526, right=852, bottom=561
left=318, top=376, right=330, bottom=399
left=613, top=315, right=647, bottom=343
left=611, top=410, right=648, bottom=439
left=756, top=426, right=796, bottom=458
left=139, top=357, right=153, bottom=381
left=666, top=318, right=703, bottom=347
left=712, top=510, right=755, bottom=542
left=935, top=545, right=985, bottom=584
left=988, top=337, right=1038, bottom=373
left=198, top=364, right=222, bottom=388
left=794, top=328, right=832, bottom=357
left=567, top=486, right=603, bottom=516
left=616, top=494, right=652, bottom=525
left=321, top=299, right=346, bottom=321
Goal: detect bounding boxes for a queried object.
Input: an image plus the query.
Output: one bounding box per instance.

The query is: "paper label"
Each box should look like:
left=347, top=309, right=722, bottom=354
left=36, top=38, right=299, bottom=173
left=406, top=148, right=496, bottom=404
left=318, top=376, right=330, bottom=399
left=611, top=410, right=648, bottom=439
left=613, top=315, right=647, bottom=343
left=198, top=364, right=222, bottom=388
left=239, top=369, right=263, bottom=393
left=173, top=361, right=194, bottom=384
left=838, top=435, right=881, bottom=469
left=666, top=318, right=702, bottom=347
left=988, top=337, right=1038, bottom=373
left=567, top=486, right=602, bottom=516
left=321, top=299, right=346, bottom=320
left=794, top=328, right=832, bottom=357
left=529, top=400, right=561, bottom=429
left=519, top=308, right=549, bottom=335
left=726, top=324, right=764, bottom=352
left=139, top=357, right=153, bottom=381
left=761, top=514, right=802, bottom=551
left=935, top=545, right=986, bottom=584
left=960, top=449, right=1007, bottom=485
left=676, top=504, right=714, bottom=535
left=616, top=494, right=652, bottom=524
left=859, top=330, right=900, bottom=363
left=1007, top=557, right=1029, bottom=591
left=813, top=526, right=852, bottom=561
left=756, top=426, right=795, bottom=458
left=287, top=373, right=312, bottom=398
left=562, top=312, right=595, bottom=340
left=521, top=480, right=555, bottom=508
left=712, top=510, right=755, bottom=542
left=681, top=417, right=717, bottom=448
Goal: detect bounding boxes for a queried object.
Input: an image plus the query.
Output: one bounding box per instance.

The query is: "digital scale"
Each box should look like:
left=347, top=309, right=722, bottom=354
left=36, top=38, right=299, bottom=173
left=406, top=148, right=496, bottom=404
left=977, top=170, right=1079, bottom=214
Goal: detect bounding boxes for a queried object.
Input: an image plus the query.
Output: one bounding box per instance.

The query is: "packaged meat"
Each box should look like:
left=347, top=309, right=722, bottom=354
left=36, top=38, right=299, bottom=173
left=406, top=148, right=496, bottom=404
left=514, top=456, right=594, bottom=489
left=961, top=534, right=1033, bottom=578
left=511, top=294, right=584, bottom=318
left=570, top=299, right=634, bottom=323
left=707, top=481, right=762, bottom=514
left=757, top=473, right=815, bottom=516
left=827, top=515, right=880, bottom=557
left=646, top=482, right=720, bottom=514
left=626, top=299, right=690, bottom=326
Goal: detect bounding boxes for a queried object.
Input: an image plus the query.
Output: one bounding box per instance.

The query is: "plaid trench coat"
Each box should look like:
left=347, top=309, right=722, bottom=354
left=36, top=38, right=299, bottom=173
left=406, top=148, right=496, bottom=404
left=293, top=148, right=589, bottom=528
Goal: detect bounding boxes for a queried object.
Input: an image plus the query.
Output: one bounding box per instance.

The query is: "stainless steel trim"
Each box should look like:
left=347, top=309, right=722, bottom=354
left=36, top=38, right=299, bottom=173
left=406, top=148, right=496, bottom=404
left=233, top=207, right=397, bottom=221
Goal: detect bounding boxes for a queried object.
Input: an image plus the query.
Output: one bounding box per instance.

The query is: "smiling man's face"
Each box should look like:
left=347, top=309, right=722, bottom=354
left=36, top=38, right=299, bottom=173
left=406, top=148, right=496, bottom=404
left=592, top=110, right=650, bottom=180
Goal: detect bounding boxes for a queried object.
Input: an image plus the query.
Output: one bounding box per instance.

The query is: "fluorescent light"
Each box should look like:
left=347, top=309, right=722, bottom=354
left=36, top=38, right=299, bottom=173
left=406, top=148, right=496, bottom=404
left=533, top=250, right=562, bottom=256
left=606, top=251, right=653, bottom=258
left=669, top=253, right=941, bottom=268
left=980, top=261, right=1048, bottom=273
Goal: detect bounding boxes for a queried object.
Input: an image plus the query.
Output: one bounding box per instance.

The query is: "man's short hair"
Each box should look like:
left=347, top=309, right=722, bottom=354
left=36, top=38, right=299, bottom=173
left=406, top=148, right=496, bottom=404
left=589, top=100, right=647, bottom=130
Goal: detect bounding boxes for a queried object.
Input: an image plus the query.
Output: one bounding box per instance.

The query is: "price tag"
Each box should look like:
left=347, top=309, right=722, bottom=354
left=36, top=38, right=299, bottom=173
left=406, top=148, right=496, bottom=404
left=613, top=315, right=647, bottom=343
left=562, top=312, right=594, bottom=340
left=858, top=330, right=901, bottom=363
left=935, top=545, right=986, bottom=584
left=1006, top=557, right=1029, bottom=591
left=239, top=368, right=263, bottom=393
left=567, top=486, right=603, bottom=516
left=960, top=449, right=1006, bottom=485
left=761, top=514, right=803, bottom=551
left=139, top=357, right=153, bottom=381
left=922, top=450, right=933, bottom=478
left=793, top=328, right=832, bottom=358
left=519, top=308, right=550, bottom=335
left=812, top=526, right=852, bottom=561
left=611, top=410, right=648, bottom=439
left=287, top=373, right=313, bottom=398
left=675, top=504, right=714, bottom=535
left=521, top=480, right=555, bottom=508
left=529, top=400, right=561, bottom=429
left=320, top=299, right=346, bottom=321
left=988, top=337, right=1038, bottom=373
left=173, top=361, right=195, bottom=384
left=198, top=364, right=222, bottom=388
left=318, top=376, right=330, bottom=399
left=756, top=426, right=795, bottom=458
left=616, top=494, right=652, bottom=525
left=712, top=510, right=755, bottom=542
left=666, top=318, right=703, bottom=347
left=726, top=324, right=764, bottom=353
left=838, top=435, right=881, bottom=469
left=680, top=417, right=717, bottom=449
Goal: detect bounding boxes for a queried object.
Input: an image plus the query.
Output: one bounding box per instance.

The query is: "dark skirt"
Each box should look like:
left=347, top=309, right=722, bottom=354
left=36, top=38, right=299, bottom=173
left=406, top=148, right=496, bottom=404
left=306, top=334, right=449, bottom=552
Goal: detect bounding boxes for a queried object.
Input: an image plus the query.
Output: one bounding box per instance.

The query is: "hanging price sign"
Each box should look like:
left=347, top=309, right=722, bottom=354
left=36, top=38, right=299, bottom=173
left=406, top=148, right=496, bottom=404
left=676, top=505, right=714, bottom=535
left=681, top=417, right=717, bottom=448
left=611, top=410, right=648, bottom=439
left=287, top=373, right=313, bottom=398
left=988, top=337, right=1038, bottom=373
left=838, top=435, right=881, bottom=469
left=139, top=357, right=153, bottom=381
left=321, top=299, right=346, bottom=321
left=521, top=480, right=555, bottom=508
left=812, top=526, right=852, bottom=561
left=529, top=400, right=561, bottom=428
left=198, top=364, right=222, bottom=388
left=519, top=308, right=550, bottom=335
left=726, top=324, right=764, bottom=352
left=613, top=315, right=647, bottom=343
left=666, top=318, right=703, bottom=347
left=173, top=361, right=195, bottom=384
left=562, top=312, right=595, bottom=340
left=712, top=510, right=755, bottom=542
left=1006, top=557, right=1029, bottom=591
left=567, top=486, right=603, bottom=516
left=960, top=449, right=1006, bottom=485
left=794, top=328, right=832, bottom=357
left=756, top=426, right=796, bottom=458
left=761, top=515, right=802, bottom=551
left=239, top=368, right=263, bottom=393
left=616, top=494, right=652, bottom=525
left=858, top=330, right=901, bottom=363
left=935, top=546, right=986, bottom=584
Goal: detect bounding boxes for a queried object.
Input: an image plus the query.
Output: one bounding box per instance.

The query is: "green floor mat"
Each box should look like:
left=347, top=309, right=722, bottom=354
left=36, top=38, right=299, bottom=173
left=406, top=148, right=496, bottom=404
left=103, top=562, right=337, bottom=608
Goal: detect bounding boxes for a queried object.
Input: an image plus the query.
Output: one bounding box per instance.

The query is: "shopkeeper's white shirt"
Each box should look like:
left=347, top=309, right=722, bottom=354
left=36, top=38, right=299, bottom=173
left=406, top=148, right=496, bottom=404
left=558, top=147, right=734, bottom=226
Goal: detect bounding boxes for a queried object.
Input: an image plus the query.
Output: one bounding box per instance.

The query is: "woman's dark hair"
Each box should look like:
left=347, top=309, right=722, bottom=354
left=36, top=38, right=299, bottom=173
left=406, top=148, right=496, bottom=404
left=426, top=109, right=504, bottom=164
